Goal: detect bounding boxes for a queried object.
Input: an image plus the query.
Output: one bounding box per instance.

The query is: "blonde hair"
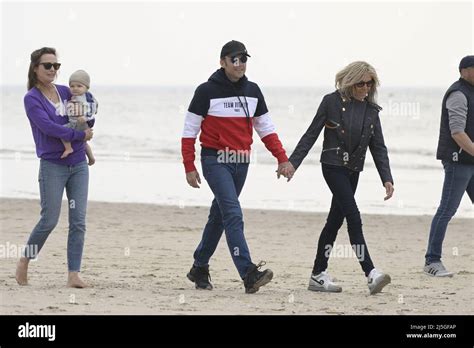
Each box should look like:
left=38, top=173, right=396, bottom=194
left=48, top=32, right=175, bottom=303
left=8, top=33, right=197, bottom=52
left=335, top=61, right=380, bottom=104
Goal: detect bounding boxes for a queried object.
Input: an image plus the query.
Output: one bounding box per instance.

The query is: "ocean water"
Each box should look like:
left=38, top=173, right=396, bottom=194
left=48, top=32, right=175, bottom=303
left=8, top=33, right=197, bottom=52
left=1, top=85, right=473, bottom=218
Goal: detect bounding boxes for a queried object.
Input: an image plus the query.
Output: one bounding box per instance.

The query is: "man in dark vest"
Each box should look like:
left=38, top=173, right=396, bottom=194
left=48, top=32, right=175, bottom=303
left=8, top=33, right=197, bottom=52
left=424, top=55, right=474, bottom=277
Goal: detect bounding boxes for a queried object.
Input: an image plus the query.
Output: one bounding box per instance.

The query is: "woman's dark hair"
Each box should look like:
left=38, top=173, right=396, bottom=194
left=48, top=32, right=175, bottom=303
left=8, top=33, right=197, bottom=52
left=27, top=47, right=57, bottom=90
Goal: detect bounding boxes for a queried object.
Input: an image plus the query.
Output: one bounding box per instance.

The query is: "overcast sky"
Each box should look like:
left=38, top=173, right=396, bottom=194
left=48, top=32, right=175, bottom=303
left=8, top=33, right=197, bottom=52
left=1, top=1, right=473, bottom=87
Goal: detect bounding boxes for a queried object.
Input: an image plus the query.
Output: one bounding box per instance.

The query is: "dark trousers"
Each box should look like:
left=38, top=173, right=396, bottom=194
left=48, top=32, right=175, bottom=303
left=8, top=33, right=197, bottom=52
left=313, top=163, right=375, bottom=277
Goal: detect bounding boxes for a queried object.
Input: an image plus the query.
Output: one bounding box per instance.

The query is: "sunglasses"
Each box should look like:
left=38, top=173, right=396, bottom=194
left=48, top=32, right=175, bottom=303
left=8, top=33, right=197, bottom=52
left=39, top=62, right=61, bottom=71
left=354, top=80, right=374, bottom=88
left=229, top=55, right=248, bottom=66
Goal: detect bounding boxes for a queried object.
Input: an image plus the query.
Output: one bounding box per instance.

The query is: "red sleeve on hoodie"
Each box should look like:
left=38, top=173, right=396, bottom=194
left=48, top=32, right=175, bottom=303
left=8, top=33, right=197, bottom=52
left=182, top=137, right=197, bottom=173
left=261, top=133, right=289, bottom=163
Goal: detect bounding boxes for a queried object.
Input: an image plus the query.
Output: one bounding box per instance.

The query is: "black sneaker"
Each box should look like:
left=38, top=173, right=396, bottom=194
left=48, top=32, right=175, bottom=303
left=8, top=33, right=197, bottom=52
left=187, top=265, right=213, bottom=290
left=243, top=261, right=273, bottom=294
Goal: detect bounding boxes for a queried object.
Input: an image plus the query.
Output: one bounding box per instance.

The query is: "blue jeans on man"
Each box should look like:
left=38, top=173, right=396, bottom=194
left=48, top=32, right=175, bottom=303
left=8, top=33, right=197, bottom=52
left=425, top=160, right=474, bottom=264
left=193, top=155, right=253, bottom=279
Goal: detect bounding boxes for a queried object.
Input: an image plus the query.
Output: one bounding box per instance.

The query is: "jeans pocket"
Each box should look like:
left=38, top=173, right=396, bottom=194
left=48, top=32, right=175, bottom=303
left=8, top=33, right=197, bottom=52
left=76, top=160, right=88, bottom=168
left=201, top=156, right=218, bottom=178
left=442, top=160, right=455, bottom=172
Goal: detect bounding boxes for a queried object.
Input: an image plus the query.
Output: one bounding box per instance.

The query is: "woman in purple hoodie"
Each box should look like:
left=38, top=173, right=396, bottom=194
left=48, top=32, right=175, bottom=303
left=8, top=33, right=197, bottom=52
left=16, top=47, right=94, bottom=288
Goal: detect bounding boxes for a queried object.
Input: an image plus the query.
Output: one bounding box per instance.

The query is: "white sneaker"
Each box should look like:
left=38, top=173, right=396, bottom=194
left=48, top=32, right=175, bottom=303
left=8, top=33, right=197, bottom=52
left=308, top=271, right=342, bottom=293
left=423, top=262, right=454, bottom=277
left=367, top=268, right=391, bottom=295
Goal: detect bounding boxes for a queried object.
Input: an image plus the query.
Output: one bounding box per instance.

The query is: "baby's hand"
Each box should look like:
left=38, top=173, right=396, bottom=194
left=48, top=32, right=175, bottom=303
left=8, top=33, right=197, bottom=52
left=77, top=116, right=87, bottom=124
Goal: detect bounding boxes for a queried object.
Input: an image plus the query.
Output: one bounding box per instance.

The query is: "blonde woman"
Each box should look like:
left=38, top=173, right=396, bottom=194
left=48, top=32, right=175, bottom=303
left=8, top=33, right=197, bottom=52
left=280, top=61, right=394, bottom=294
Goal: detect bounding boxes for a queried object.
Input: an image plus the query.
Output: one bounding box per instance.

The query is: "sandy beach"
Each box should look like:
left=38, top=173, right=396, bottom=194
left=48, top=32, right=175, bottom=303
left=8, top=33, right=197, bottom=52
left=0, top=197, right=472, bottom=315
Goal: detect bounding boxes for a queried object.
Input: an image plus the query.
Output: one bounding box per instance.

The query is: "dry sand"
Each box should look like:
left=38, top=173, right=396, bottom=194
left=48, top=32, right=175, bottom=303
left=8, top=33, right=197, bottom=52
left=1, top=198, right=472, bottom=315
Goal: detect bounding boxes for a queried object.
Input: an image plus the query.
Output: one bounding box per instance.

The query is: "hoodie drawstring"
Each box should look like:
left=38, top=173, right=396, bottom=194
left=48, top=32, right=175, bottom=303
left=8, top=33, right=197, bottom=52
left=230, top=83, right=252, bottom=132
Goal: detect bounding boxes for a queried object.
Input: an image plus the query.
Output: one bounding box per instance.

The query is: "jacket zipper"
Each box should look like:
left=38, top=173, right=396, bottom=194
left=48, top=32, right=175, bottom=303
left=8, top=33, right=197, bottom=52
left=322, top=147, right=340, bottom=154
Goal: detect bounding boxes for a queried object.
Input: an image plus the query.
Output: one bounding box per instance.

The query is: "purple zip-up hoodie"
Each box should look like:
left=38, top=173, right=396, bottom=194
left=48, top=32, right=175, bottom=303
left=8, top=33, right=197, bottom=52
left=24, top=84, right=95, bottom=165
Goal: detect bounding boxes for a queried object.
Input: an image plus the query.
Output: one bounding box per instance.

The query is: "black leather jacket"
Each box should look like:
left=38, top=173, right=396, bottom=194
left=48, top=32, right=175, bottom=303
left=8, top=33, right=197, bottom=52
left=289, top=90, right=393, bottom=185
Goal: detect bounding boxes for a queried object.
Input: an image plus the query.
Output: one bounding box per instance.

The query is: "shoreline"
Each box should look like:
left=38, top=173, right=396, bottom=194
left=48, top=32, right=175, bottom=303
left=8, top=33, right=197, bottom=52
left=2, top=158, right=473, bottom=218
left=1, top=196, right=473, bottom=219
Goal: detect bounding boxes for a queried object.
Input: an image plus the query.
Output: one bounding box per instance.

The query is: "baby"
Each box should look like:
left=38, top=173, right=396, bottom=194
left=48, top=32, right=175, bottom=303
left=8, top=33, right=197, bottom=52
left=62, top=70, right=98, bottom=165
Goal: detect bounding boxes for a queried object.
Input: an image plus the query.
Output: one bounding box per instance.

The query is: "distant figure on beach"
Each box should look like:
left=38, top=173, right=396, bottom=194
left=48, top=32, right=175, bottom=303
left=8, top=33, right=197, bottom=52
left=424, top=55, right=474, bottom=277
left=181, top=40, right=292, bottom=293
left=16, top=47, right=94, bottom=288
left=280, top=61, right=394, bottom=295
left=62, top=69, right=98, bottom=166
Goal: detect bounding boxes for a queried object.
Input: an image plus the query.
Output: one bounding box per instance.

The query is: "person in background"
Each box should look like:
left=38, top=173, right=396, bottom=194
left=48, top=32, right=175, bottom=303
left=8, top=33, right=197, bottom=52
left=424, top=55, right=474, bottom=277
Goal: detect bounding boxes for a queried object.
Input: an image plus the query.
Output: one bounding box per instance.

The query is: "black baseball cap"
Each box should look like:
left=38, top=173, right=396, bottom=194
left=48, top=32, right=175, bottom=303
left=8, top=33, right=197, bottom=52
left=220, top=40, right=251, bottom=59
left=459, top=55, right=474, bottom=71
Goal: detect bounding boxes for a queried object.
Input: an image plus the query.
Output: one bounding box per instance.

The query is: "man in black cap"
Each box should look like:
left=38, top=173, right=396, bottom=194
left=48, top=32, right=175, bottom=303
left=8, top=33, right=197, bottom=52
left=424, top=55, right=474, bottom=277
left=181, top=40, right=292, bottom=293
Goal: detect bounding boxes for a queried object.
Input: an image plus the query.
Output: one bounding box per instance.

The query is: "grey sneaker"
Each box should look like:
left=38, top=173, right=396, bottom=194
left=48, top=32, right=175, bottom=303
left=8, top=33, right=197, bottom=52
left=367, top=269, right=391, bottom=295
left=423, top=262, right=454, bottom=277
left=308, top=271, right=342, bottom=293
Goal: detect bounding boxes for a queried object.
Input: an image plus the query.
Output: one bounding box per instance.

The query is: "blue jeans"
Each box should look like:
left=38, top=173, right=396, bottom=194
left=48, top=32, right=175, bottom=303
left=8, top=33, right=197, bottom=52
left=23, top=159, right=89, bottom=272
left=193, top=156, right=252, bottom=278
left=313, top=163, right=375, bottom=277
left=425, top=161, right=474, bottom=264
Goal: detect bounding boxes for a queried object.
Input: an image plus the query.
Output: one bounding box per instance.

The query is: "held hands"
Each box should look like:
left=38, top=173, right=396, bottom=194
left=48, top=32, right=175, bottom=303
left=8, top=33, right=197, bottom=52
left=276, top=161, right=296, bottom=182
left=384, top=182, right=394, bottom=201
left=186, top=170, right=201, bottom=188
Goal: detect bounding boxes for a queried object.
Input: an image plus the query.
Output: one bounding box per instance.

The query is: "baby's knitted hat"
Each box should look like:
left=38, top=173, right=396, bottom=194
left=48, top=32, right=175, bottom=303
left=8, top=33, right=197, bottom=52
left=69, top=70, right=90, bottom=88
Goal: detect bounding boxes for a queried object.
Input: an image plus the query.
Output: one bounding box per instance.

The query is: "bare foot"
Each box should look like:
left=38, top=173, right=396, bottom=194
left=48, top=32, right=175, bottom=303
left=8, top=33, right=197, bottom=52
left=67, top=272, right=88, bottom=288
left=87, top=156, right=95, bottom=166
left=61, top=148, right=74, bottom=159
left=16, top=257, right=29, bottom=285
